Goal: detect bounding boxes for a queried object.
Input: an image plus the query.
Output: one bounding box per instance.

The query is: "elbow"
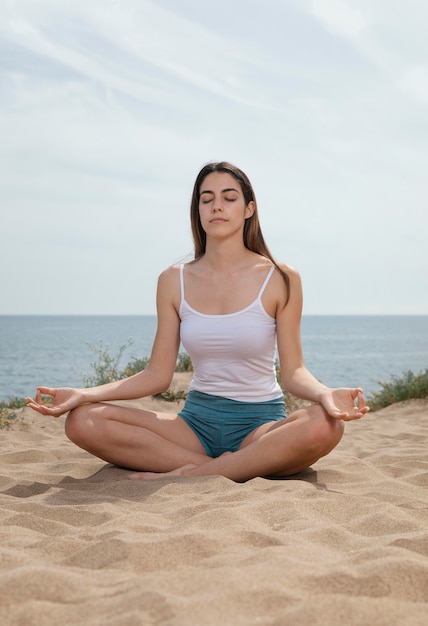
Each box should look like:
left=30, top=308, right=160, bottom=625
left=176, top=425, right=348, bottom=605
left=149, top=373, right=174, bottom=395
left=280, top=370, right=293, bottom=392
left=280, top=367, right=301, bottom=394
left=154, top=379, right=173, bottom=394
left=136, top=364, right=174, bottom=396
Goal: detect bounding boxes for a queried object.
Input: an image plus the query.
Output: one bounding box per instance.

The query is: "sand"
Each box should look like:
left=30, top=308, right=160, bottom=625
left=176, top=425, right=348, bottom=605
left=0, top=380, right=427, bottom=625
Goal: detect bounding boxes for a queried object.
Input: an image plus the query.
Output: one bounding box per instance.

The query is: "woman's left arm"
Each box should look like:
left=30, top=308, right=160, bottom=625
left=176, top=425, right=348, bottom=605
left=275, top=264, right=369, bottom=421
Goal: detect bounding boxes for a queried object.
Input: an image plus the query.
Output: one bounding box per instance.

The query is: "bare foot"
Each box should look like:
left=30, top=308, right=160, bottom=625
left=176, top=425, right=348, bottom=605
left=127, top=464, right=197, bottom=481
left=127, top=452, right=234, bottom=481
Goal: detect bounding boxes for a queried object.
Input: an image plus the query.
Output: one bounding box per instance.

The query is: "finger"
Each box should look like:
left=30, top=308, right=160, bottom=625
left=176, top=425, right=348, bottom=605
left=344, top=406, right=368, bottom=421
left=322, top=398, right=348, bottom=420
left=326, top=406, right=348, bottom=420
left=356, top=391, right=370, bottom=414
left=25, top=398, right=59, bottom=416
left=35, top=388, right=49, bottom=405
left=37, top=404, right=62, bottom=417
left=343, top=413, right=362, bottom=421
left=25, top=401, right=47, bottom=415
left=25, top=396, right=42, bottom=409
left=357, top=390, right=367, bottom=408
left=37, top=387, right=56, bottom=397
left=349, top=387, right=362, bottom=402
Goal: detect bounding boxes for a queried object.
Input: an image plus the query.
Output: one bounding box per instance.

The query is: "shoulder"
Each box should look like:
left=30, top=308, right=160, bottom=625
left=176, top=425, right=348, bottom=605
left=271, top=262, right=303, bottom=314
left=156, top=265, right=182, bottom=311
left=158, top=260, right=201, bottom=281
left=158, top=263, right=181, bottom=286
left=269, top=261, right=302, bottom=292
left=275, top=262, right=302, bottom=287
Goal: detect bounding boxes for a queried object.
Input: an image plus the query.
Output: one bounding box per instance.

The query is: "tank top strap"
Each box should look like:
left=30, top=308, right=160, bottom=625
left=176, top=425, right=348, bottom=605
left=181, top=263, right=274, bottom=307
left=257, top=265, right=275, bottom=299
left=179, top=264, right=185, bottom=302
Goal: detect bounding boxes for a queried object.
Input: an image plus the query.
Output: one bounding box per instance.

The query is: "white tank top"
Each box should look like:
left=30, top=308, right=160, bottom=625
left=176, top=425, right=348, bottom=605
left=179, top=264, right=283, bottom=402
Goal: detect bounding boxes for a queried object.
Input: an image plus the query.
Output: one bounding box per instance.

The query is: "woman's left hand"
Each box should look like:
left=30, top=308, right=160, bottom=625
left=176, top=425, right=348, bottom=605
left=318, top=387, right=370, bottom=421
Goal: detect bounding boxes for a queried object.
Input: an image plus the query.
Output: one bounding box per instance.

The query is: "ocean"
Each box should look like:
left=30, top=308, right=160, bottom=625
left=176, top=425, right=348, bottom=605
left=0, top=315, right=427, bottom=402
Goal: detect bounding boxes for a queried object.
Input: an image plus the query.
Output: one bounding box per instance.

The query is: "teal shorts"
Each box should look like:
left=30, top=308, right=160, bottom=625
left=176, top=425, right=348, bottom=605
left=178, top=390, right=286, bottom=458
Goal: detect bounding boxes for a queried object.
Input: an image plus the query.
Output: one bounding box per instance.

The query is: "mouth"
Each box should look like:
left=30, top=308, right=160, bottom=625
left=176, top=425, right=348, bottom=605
left=210, top=218, right=227, bottom=223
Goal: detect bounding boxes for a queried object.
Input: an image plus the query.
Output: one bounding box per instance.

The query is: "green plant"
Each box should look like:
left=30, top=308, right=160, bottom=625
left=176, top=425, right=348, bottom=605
left=121, top=352, right=192, bottom=377
left=74, top=340, right=194, bottom=400
left=153, top=389, right=188, bottom=402
left=75, top=338, right=135, bottom=387
left=176, top=352, right=193, bottom=372
left=368, top=368, right=428, bottom=411
left=0, top=397, right=27, bottom=410
left=122, top=356, right=150, bottom=377
left=0, top=407, right=19, bottom=429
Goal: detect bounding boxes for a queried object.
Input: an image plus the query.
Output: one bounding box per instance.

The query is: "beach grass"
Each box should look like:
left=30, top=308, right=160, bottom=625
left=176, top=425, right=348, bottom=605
left=367, top=368, right=428, bottom=411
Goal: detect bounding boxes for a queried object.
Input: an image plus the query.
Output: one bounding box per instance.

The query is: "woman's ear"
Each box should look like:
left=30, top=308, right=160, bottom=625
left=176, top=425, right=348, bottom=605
left=245, top=200, right=255, bottom=219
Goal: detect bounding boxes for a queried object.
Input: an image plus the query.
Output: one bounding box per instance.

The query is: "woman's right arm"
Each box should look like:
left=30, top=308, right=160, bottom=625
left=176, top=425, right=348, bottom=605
left=26, top=267, right=181, bottom=417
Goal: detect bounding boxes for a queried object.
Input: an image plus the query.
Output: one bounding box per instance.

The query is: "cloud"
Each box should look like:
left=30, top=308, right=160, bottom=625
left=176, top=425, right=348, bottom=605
left=0, top=0, right=427, bottom=314
left=296, top=0, right=428, bottom=104
left=3, top=0, right=289, bottom=116
left=400, top=65, right=428, bottom=103
left=307, top=0, right=367, bottom=38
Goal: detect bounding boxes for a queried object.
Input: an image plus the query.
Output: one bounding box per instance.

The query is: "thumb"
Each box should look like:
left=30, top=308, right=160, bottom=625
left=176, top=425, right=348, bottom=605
left=36, top=387, right=58, bottom=401
left=351, top=387, right=363, bottom=399
left=37, top=387, right=56, bottom=395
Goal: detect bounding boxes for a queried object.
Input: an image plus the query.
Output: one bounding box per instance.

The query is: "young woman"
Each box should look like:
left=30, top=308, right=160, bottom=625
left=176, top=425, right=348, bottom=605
left=26, top=162, right=369, bottom=481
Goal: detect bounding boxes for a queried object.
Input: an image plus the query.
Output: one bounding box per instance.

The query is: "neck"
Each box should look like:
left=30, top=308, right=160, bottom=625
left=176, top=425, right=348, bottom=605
left=202, top=238, right=253, bottom=272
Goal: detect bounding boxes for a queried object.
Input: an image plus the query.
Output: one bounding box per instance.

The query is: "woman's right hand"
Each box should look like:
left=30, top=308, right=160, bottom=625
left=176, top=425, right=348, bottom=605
left=25, top=387, right=85, bottom=417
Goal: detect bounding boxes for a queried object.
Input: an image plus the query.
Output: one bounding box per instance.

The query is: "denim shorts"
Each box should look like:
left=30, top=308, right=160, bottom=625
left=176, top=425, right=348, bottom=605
left=178, top=390, right=286, bottom=458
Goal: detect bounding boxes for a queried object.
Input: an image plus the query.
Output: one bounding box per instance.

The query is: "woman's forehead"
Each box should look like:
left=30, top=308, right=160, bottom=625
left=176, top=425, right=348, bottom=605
left=200, top=171, right=240, bottom=192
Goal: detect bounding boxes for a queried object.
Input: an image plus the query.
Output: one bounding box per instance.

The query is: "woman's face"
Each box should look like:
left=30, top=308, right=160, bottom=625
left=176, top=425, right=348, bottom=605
left=198, top=172, right=254, bottom=236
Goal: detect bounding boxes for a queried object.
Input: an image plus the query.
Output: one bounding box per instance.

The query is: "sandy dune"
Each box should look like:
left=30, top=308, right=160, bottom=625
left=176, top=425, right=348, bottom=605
left=0, top=390, right=427, bottom=625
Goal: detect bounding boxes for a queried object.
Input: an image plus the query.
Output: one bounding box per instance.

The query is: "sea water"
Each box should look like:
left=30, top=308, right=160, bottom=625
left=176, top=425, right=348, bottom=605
left=0, top=315, right=427, bottom=401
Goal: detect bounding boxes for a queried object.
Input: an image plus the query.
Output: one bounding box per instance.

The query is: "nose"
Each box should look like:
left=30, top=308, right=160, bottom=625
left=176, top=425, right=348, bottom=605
left=212, top=197, right=223, bottom=211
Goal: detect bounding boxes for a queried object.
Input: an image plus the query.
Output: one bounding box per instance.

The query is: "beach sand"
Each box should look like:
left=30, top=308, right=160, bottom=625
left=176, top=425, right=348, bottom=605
left=0, top=376, right=427, bottom=625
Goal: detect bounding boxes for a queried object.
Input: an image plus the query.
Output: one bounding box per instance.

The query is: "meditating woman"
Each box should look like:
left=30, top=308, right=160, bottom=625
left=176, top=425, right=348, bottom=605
left=26, top=161, right=369, bottom=481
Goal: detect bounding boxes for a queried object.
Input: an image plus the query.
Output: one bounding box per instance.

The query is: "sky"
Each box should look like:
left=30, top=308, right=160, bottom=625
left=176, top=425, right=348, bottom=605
left=1, top=0, right=427, bottom=315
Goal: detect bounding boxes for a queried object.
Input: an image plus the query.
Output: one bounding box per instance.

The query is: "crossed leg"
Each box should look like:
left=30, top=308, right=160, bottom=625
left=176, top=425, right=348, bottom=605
left=129, top=404, right=344, bottom=481
left=64, top=402, right=211, bottom=472
left=65, top=402, right=344, bottom=482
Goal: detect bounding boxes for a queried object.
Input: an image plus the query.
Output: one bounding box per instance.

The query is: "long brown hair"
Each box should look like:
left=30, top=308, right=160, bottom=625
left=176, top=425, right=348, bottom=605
left=190, top=161, right=290, bottom=303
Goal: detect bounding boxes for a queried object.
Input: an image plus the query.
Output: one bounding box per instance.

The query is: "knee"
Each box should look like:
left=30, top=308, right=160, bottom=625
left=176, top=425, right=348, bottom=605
left=306, top=405, right=345, bottom=454
left=65, top=405, right=94, bottom=447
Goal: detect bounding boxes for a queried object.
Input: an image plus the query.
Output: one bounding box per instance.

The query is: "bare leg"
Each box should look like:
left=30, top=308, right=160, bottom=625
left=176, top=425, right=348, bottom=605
left=64, top=402, right=211, bottom=471
left=131, top=404, right=344, bottom=481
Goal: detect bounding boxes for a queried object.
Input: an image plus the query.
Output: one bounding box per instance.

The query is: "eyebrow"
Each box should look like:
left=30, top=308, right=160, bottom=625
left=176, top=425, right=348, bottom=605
left=200, top=187, right=240, bottom=195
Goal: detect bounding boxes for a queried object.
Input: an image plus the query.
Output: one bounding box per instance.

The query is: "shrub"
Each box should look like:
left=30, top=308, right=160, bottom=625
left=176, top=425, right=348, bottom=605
left=153, top=389, right=188, bottom=402
left=368, top=369, right=428, bottom=411
left=122, top=356, right=150, bottom=377
left=74, top=338, right=135, bottom=387
left=75, top=341, right=192, bottom=402
left=176, top=352, right=193, bottom=372
left=0, top=407, right=19, bottom=429
left=0, top=397, right=27, bottom=410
